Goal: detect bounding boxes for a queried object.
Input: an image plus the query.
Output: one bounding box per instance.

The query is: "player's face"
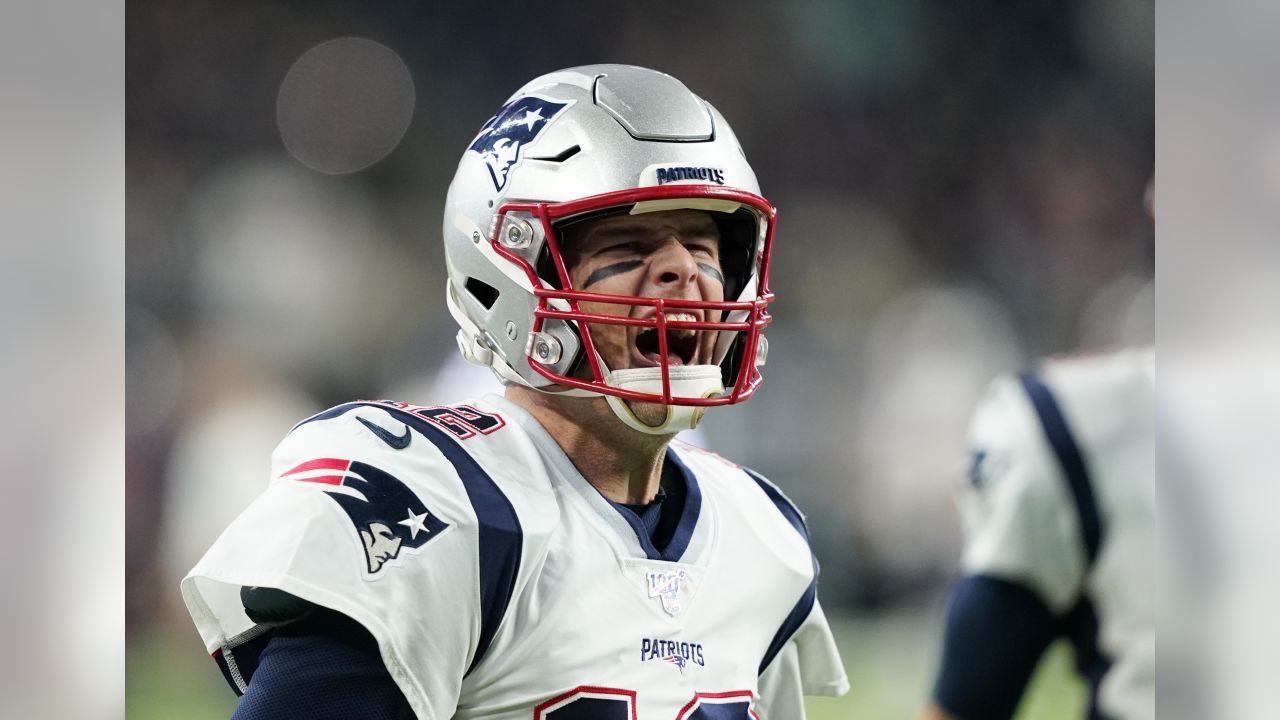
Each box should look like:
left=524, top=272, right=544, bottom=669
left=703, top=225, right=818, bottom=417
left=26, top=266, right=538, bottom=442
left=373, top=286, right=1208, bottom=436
left=359, top=522, right=403, bottom=573
left=563, top=209, right=725, bottom=378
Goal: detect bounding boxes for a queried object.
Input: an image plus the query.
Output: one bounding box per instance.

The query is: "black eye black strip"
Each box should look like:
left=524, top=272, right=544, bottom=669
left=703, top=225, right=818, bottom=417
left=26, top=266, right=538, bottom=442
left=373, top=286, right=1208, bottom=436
left=697, top=263, right=724, bottom=284
left=581, top=260, right=644, bottom=288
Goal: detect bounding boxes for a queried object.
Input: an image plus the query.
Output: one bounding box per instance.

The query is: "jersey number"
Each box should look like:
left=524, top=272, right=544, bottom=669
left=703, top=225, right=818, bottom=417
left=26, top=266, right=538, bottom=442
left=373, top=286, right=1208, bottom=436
left=533, top=686, right=759, bottom=720
left=375, top=401, right=505, bottom=440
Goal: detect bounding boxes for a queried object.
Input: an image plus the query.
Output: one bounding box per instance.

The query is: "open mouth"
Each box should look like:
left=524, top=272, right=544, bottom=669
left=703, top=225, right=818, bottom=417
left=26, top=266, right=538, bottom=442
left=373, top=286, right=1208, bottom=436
left=635, top=313, right=699, bottom=366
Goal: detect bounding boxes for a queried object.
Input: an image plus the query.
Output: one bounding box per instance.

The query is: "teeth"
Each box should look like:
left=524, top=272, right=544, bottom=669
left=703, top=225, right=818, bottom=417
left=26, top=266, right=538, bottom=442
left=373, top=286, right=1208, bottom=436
left=661, top=313, right=697, bottom=339
left=635, top=314, right=701, bottom=364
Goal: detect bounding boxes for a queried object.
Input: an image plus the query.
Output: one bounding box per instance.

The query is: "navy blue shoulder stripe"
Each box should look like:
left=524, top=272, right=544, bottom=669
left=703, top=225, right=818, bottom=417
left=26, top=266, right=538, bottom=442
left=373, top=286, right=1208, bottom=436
left=290, top=401, right=369, bottom=432
left=744, top=468, right=810, bottom=542
left=1019, top=373, right=1104, bottom=569
left=746, top=468, right=817, bottom=676
left=295, top=402, right=522, bottom=676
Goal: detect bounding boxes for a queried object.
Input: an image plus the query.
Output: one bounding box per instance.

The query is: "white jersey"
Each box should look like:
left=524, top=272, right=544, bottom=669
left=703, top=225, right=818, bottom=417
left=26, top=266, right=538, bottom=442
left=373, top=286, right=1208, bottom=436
left=182, top=394, right=847, bottom=720
left=958, top=348, right=1154, bottom=720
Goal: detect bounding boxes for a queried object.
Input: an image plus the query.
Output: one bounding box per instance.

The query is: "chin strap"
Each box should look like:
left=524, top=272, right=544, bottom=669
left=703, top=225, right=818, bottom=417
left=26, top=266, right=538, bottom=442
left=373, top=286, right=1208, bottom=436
left=603, top=365, right=725, bottom=435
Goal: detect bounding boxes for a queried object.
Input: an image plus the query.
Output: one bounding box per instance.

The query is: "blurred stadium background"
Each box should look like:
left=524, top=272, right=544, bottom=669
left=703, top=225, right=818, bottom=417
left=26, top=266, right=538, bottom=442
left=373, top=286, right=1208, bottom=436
left=126, top=1, right=1151, bottom=717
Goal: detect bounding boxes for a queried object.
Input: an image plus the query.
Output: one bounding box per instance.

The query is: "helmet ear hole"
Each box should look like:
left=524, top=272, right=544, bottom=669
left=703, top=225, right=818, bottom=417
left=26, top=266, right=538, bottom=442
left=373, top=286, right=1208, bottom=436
left=719, top=332, right=748, bottom=386
left=535, top=247, right=562, bottom=290
left=711, top=208, right=760, bottom=301
left=465, top=277, right=500, bottom=310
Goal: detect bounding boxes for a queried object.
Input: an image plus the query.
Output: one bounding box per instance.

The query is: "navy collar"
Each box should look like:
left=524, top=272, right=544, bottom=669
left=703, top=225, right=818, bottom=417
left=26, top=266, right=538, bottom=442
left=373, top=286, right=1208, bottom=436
left=606, top=448, right=702, bottom=562
left=621, top=486, right=667, bottom=533
left=483, top=396, right=705, bottom=563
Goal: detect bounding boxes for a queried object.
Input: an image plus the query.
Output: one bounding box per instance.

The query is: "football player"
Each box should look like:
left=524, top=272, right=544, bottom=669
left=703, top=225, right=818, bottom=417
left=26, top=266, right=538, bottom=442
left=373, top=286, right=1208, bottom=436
left=920, top=347, right=1154, bottom=720
left=182, top=65, right=848, bottom=719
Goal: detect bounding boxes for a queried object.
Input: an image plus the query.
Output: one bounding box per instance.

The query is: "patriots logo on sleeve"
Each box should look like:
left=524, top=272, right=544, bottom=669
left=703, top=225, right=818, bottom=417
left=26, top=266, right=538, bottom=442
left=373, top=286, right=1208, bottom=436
left=468, top=95, right=570, bottom=192
left=282, top=458, right=448, bottom=574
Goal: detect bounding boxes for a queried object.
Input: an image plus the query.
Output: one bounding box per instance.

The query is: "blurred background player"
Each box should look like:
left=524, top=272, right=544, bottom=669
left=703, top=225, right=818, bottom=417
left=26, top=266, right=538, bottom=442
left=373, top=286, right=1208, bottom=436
left=920, top=184, right=1155, bottom=720
left=923, top=173, right=1154, bottom=717
left=180, top=65, right=847, bottom=719
left=921, top=348, right=1153, bottom=720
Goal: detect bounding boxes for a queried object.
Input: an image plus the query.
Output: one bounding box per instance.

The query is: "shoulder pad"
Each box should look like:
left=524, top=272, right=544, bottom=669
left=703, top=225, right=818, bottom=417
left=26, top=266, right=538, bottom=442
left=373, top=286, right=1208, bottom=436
left=240, top=586, right=314, bottom=626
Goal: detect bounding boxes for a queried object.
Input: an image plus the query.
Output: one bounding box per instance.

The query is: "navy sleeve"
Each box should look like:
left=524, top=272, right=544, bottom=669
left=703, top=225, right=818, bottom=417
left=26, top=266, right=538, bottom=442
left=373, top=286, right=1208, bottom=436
left=230, top=606, right=415, bottom=720
left=931, top=575, right=1060, bottom=720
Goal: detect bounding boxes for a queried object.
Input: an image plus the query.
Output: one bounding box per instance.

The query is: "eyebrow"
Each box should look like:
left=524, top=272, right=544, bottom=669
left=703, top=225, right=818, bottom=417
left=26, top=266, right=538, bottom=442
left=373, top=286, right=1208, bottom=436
left=587, top=221, right=719, bottom=243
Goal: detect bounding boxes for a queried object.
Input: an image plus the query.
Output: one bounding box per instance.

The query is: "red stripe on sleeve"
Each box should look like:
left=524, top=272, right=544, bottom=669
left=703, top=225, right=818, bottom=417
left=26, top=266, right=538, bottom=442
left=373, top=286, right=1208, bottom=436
left=295, top=474, right=346, bottom=486
left=282, top=458, right=351, bottom=477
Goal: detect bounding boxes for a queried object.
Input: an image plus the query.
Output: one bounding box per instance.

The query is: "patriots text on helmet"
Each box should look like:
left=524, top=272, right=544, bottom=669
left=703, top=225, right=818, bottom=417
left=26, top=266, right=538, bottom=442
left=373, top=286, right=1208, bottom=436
left=656, top=166, right=725, bottom=185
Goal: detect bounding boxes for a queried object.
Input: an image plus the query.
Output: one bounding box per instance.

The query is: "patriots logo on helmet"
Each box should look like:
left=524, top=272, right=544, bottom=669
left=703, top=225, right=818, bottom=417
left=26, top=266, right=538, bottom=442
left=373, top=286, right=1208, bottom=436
left=468, top=95, right=570, bottom=192
left=282, top=458, right=448, bottom=574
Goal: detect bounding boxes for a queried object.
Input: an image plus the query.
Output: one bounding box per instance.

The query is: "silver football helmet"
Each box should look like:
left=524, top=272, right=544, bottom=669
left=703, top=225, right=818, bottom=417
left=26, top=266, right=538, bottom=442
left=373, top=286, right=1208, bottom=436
left=443, top=64, right=774, bottom=434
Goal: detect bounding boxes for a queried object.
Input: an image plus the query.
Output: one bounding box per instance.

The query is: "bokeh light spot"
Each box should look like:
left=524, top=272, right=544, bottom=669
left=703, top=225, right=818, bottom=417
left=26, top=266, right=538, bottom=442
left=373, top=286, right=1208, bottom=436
left=276, top=37, right=415, bottom=174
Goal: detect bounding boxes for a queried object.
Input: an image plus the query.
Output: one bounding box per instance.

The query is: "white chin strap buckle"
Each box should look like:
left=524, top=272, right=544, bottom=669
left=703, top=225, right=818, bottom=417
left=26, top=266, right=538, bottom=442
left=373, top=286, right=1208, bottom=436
left=603, top=365, right=725, bottom=435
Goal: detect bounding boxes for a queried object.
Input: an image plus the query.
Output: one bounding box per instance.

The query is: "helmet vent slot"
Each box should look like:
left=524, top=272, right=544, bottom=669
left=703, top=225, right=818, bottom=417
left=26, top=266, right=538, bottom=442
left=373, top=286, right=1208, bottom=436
left=527, top=145, right=580, bottom=163
left=465, top=277, right=500, bottom=310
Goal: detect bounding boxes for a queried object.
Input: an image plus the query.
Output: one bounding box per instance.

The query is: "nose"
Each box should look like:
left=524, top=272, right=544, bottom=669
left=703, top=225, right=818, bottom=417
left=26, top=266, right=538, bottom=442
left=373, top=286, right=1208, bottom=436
left=649, top=237, right=699, bottom=288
